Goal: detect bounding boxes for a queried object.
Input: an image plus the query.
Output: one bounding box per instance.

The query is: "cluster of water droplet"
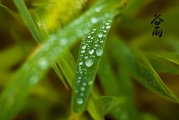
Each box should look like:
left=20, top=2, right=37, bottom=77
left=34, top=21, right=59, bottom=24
left=74, top=20, right=112, bottom=106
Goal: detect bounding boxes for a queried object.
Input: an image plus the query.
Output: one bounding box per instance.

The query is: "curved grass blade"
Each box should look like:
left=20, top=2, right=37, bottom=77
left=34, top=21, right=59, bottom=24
left=0, top=0, right=122, bottom=119
left=109, top=38, right=138, bottom=120
left=145, top=54, right=179, bottom=75
left=111, top=38, right=179, bottom=103
left=148, top=52, right=179, bottom=65
left=71, top=20, right=113, bottom=114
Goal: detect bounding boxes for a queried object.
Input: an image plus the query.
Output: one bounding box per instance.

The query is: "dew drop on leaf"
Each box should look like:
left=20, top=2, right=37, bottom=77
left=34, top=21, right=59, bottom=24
left=91, top=17, right=98, bottom=24
left=60, top=38, right=68, bottom=46
left=77, top=98, right=83, bottom=104
left=85, top=59, right=93, bottom=67
left=106, top=26, right=110, bottom=29
left=88, top=81, right=93, bottom=85
left=96, top=48, right=103, bottom=56
left=80, top=87, right=85, bottom=91
left=82, top=45, right=86, bottom=49
left=89, top=49, right=94, bottom=54
left=98, top=33, right=103, bottom=38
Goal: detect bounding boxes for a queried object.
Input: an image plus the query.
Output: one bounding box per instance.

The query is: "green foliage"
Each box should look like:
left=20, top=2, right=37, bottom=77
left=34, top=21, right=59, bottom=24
left=0, top=0, right=179, bottom=120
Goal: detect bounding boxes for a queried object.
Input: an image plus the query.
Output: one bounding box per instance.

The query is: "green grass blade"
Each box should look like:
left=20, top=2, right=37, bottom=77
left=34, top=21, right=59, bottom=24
left=116, top=45, right=179, bottom=103
left=109, top=38, right=138, bottom=120
left=98, top=51, right=119, bottom=96
left=14, top=0, right=42, bottom=43
left=94, top=96, right=126, bottom=116
left=71, top=20, right=112, bottom=114
left=148, top=52, right=179, bottom=65
left=0, top=0, right=122, bottom=119
left=146, top=54, right=179, bottom=75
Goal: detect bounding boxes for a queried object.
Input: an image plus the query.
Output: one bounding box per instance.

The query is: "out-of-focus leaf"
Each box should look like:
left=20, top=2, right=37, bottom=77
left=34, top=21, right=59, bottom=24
left=109, top=38, right=138, bottom=120
left=94, top=96, right=126, bottom=116
left=145, top=53, right=179, bottom=74
left=98, top=51, right=119, bottom=96
left=72, top=20, right=112, bottom=114
left=133, top=52, right=179, bottom=103
left=87, top=97, right=104, bottom=120
left=148, top=52, right=179, bottom=65
left=110, top=37, right=179, bottom=104
left=0, top=0, right=122, bottom=119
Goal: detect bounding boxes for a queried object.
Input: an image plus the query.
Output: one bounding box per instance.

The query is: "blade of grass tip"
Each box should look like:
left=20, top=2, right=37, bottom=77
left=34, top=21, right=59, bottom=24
left=109, top=38, right=137, bottom=120
left=110, top=37, right=179, bottom=103
left=13, top=0, right=42, bottom=43
left=133, top=51, right=179, bottom=103
left=0, top=4, right=19, bottom=20
left=151, top=52, right=179, bottom=65
left=31, top=12, right=69, bottom=88
left=145, top=54, right=179, bottom=75
left=71, top=20, right=113, bottom=114
left=0, top=0, right=122, bottom=119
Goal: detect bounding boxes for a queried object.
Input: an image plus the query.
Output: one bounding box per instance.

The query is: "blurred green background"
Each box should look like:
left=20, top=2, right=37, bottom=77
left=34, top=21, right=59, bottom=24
left=1, top=0, right=179, bottom=120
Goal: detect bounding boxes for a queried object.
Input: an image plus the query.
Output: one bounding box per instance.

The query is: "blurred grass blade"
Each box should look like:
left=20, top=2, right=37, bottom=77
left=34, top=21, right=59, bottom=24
left=94, top=96, right=125, bottom=116
left=147, top=52, right=179, bottom=65
left=14, top=0, right=42, bottom=43
left=15, top=2, right=69, bottom=88
left=110, top=37, right=179, bottom=103
left=133, top=55, right=179, bottom=102
left=98, top=51, right=119, bottom=96
left=145, top=54, right=179, bottom=75
left=0, top=0, right=122, bottom=119
left=87, top=97, right=104, bottom=120
left=0, top=4, right=19, bottom=20
left=71, top=20, right=112, bottom=114
left=109, top=38, right=138, bottom=120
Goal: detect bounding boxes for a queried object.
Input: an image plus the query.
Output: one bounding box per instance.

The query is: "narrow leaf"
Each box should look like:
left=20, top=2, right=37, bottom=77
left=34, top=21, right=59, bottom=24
left=71, top=20, right=112, bottom=114
left=110, top=38, right=179, bottom=103
left=0, top=0, right=123, bottom=119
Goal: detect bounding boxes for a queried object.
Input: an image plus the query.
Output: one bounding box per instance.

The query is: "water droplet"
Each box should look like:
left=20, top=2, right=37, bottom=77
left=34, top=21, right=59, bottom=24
left=98, top=33, right=103, bottom=38
left=82, top=45, right=86, bottom=49
left=39, top=58, right=49, bottom=70
left=89, top=49, right=94, bottom=54
left=80, top=87, right=85, bottom=91
left=91, top=17, right=98, bottom=24
left=85, top=59, right=93, bottom=67
left=60, top=38, right=68, bottom=46
left=108, top=20, right=112, bottom=22
left=81, top=50, right=85, bottom=53
left=29, top=75, right=38, bottom=85
left=88, top=36, right=91, bottom=38
left=95, top=7, right=101, bottom=12
left=43, top=44, right=49, bottom=51
left=106, top=26, right=110, bottom=29
left=88, top=81, right=93, bottom=85
left=77, top=98, right=83, bottom=104
left=75, top=90, right=79, bottom=93
left=79, top=62, right=83, bottom=65
left=96, top=48, right=103, bottom=56
left=85, top=56, right=88, bottom=59
left=83, top=82, right=86, bottom=86
left=106, top=23, right=110, bottom=25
